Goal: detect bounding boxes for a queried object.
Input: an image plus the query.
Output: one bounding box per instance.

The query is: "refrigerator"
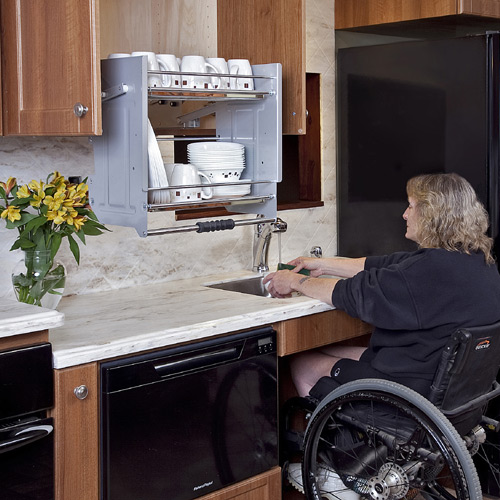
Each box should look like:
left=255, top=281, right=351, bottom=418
left=337, top=32, right=500, bottom=495
left=337, top=32, right=500, bottom=265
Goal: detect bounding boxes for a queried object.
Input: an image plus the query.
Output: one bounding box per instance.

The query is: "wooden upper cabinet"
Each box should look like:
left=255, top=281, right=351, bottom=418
left=0, top=0, right=101, bottom=136
left=217, top=0, right=306, bottom=135
left=335, top=0, right=500, bottom=30
left=0, top=28, right=2, bottom=136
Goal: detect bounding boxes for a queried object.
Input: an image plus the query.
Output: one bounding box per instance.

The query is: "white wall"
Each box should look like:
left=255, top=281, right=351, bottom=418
left=0, top=0, right=337, bottom=301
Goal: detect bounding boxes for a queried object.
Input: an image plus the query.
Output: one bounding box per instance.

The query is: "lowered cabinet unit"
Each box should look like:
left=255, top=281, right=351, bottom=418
left=91, top=56, right=282, bottom=237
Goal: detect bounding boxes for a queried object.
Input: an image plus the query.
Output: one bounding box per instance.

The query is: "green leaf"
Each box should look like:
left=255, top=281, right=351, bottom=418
left=22, top=215, right=47, bottom=233
left=85, top=218, right=109, bottom=231
left=85, top=209, right=98, bottom=221
left=75, top=229, right=86, bottom=244
left=67, top=234, right=80, bottom=265
left=10, top=238, right=37, bottom=250
left=10, top=197, right=32, bottom=207
left=82, top=224, right=104, bottom=236
left=6, top=211, right=37, bottom=229
left=50, top=233, right=62, bottom=260
left=0, top=186, right=6, bottom=199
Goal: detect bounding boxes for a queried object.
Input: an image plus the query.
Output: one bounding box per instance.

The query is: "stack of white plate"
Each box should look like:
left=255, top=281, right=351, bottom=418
left=187, top=142, right=251, bottom=197
left=147, top=120, right=170, bottom=204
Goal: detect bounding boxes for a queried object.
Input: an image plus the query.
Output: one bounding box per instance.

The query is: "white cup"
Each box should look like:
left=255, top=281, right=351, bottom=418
left=206, top=57, right=230, bottom=89
left=131, top=51, right=163, bottom=88
left=228, top=59, right=254, bottom=90
left=156, top=54, right=181, bottom=88
left=108, top=53, right=130, bottom=59
left=180, top=55, right=220, bottom=89
left=167, top=163, right=212, bottom=202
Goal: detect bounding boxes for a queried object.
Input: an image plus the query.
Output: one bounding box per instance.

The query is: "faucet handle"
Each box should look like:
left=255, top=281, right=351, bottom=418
left=310, top=246, right=322, bottom=258
left=272, top=218, right=287, bottom=233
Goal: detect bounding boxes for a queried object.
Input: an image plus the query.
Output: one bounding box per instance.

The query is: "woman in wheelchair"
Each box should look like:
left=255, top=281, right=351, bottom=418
left=264, top=173, right=500, bottom=499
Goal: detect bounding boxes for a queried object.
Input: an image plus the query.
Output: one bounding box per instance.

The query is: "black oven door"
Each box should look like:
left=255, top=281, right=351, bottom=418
left=0, top=416, right=54, bottom=500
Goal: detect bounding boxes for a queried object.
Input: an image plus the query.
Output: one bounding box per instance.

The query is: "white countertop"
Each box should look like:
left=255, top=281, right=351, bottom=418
left=0, top=299, right=64, bottom=338
left=47, top=271, right=333, bottom=369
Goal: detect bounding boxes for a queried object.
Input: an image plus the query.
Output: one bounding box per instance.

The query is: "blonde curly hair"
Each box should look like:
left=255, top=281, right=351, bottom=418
left=407, top=173, right=495, bottom=264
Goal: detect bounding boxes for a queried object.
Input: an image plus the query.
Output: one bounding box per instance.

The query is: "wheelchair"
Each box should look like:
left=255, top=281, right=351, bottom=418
left=282, top=322, right=500, bottom=499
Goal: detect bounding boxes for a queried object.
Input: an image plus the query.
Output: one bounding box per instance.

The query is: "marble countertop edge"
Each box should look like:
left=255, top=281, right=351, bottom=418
left=51, top=298, right=333, bottom=369
left=2, top=271, right=336, bottom=369
left=0, top=299, right=65, bottom=338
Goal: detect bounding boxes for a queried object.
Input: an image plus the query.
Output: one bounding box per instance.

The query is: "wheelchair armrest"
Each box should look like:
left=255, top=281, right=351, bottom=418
left=441, top=381, right=500, bottom=418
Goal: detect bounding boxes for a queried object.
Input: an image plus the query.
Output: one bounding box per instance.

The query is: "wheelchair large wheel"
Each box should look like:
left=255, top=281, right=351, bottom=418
left=302, top=379, right=482, bottom=500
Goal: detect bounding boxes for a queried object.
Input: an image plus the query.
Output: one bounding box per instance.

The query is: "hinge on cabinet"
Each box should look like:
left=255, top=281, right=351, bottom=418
left=101, top=84, right=129, bottom=102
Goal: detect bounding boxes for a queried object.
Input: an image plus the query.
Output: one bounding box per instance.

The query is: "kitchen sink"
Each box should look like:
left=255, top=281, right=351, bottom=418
left=205, top=275, right=272, bottom=298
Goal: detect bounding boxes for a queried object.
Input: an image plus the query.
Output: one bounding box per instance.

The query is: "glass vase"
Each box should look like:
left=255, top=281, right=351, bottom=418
left=11, top=249, right=66, bottom=309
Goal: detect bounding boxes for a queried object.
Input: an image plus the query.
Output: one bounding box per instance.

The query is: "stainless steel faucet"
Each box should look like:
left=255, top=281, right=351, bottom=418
left=252, top=218, right=287, bottom=273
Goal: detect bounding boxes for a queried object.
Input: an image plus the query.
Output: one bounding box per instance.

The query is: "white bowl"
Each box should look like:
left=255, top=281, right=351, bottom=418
left=212, top=183, right=251, bottom=197
left=188, top=141, right=245, bottom=153
left=192, top=162, right=245, bottom=170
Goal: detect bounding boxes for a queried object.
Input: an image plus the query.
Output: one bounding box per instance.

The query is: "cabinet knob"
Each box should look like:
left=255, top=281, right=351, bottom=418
left=74, top=385, right=89, bottom=400
left=73, top=103, right=88, bottom=118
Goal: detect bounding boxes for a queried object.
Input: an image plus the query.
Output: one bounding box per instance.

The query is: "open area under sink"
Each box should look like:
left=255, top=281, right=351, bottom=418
left=205, top=275, right=272, bottom=298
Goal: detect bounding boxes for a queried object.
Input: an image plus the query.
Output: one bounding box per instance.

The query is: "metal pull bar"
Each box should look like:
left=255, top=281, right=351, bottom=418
left=153, top=346, right=240, bottom=378
left=148, top=194, right=274, bottom=211
left=148, top=69, right=274, bottom=80
left=0, top=424, right=53, bottom=454
left=147, top=217, right=276, bottom=236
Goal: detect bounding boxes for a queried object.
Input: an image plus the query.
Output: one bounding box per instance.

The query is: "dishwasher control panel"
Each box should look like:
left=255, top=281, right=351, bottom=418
left=257, top=334, right=275, bottom=354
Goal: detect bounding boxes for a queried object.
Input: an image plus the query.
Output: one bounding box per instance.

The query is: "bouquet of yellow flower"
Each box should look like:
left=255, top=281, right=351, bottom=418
left=0, top=172, right=108, bottom=307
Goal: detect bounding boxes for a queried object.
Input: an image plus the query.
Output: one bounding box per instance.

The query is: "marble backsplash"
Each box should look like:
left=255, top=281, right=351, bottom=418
left=0, top=0, right=337, bottom=301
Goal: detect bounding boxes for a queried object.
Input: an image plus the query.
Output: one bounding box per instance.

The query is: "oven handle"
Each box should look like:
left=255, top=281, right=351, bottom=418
left=153, top=345, right=242, bottom=378
left=0, top=424, right=53, bottom=454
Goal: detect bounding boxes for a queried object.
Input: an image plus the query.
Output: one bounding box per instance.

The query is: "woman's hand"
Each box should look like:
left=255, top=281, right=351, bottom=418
left=263, top=269, right=339, bottom=305
left=289, top=256, right=367, bottom=278
left=288, top=256, right=325, bottom=277
left=263, top=270, right=300, bottom=298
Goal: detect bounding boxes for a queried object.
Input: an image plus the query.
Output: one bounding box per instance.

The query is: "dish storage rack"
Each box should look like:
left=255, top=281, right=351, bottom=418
left=90, top=56, right=282, bottom=237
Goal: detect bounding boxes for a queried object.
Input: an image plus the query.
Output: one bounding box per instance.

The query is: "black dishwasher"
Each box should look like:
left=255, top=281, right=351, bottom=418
left=100, top=327, right=278, bottom=500
left=0, top=342, right=54, bottom=500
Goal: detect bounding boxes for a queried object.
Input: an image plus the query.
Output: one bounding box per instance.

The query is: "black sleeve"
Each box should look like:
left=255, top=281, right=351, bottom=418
left=332, top=265, right=421, bottom=330
left=365, top=251, right=414, bottom=270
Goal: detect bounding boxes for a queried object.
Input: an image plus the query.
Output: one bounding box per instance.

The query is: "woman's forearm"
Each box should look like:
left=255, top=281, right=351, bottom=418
left=317, top=257, right=366, bottom=278
left=293, top=275, right=341, bottom=305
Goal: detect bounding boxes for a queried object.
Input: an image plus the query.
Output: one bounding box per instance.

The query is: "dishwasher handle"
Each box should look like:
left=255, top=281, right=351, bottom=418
left=153, top=345, right=241, bottom=378
left=0, top=424, right=53, bottom=454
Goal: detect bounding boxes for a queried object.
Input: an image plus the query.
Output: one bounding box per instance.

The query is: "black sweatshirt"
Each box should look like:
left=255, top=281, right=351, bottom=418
left=332, top=248, right=500, bottom=380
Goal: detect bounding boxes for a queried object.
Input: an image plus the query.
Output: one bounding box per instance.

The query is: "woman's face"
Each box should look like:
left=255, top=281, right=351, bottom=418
left=403, top=196, right=419, bottom=242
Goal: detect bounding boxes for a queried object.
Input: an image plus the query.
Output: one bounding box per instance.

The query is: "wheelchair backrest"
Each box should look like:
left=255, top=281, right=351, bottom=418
left=428, top=321, right=500, bottom=414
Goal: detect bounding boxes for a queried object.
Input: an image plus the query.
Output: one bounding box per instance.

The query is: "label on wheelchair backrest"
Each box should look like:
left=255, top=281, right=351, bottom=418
left=475, top=338, right=491, bottom=350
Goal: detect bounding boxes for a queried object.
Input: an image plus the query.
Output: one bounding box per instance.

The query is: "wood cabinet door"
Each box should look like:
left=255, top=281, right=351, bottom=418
left=49, top=363, right=99, bottom=500
left=0, top=0, right=101, bottom=135
left=335, top=0, right=458, bottom=29
left=217, top=0, right=306, bottom=135
left=0, top=27, right=2, bottom=136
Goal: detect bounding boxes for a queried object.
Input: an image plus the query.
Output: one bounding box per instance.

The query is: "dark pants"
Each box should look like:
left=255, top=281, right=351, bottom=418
left=309, top=350, right=432, bottom=402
